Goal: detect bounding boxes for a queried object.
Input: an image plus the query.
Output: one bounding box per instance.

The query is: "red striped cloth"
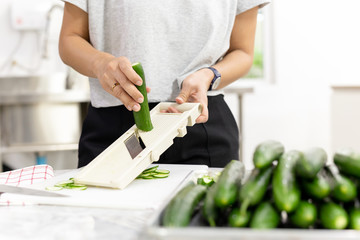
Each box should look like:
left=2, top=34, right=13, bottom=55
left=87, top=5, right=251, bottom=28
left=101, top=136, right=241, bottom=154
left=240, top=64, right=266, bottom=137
left=0, top=165, right=54, bottom=206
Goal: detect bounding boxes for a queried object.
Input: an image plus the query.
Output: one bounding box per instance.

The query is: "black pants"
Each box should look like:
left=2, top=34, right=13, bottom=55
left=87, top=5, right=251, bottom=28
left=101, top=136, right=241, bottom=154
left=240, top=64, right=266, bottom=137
left=78, top=94, right=239, bottom=168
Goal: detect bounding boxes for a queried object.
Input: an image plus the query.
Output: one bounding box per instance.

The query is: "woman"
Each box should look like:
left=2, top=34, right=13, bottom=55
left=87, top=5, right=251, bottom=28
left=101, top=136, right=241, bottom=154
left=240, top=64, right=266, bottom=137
left=59, top=0, right=270, bottom=168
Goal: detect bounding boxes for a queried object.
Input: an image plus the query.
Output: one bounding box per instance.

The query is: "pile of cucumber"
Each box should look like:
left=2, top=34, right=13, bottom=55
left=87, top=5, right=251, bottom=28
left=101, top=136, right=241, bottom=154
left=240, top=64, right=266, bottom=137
left=162, top=140, right=360, bottom=230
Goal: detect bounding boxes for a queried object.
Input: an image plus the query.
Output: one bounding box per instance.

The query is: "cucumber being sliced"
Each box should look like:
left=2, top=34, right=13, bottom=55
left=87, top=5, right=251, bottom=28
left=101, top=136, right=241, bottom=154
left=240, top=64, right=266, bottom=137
left=132, top=62, right=153, bottom=131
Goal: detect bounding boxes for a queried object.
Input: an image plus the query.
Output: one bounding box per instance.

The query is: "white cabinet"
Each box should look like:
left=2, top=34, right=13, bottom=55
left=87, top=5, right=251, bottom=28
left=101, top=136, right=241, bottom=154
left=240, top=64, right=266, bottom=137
left=331, top=86, right=360, bottom=154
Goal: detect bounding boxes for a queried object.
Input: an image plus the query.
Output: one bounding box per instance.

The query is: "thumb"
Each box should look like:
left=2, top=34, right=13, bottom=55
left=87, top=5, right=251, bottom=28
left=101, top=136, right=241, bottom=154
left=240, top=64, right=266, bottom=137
left=176, top=89, right=190, bottom=104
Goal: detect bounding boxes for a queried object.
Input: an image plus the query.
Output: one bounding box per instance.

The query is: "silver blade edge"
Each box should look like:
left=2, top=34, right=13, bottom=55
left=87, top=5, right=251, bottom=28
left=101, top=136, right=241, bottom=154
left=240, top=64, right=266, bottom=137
left=124, top=133, right=144, bottom=159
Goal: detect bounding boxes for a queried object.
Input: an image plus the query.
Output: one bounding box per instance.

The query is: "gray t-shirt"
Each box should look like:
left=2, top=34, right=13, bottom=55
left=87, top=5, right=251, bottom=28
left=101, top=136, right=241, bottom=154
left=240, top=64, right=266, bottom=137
left=64, top=0, right=270, bottom=108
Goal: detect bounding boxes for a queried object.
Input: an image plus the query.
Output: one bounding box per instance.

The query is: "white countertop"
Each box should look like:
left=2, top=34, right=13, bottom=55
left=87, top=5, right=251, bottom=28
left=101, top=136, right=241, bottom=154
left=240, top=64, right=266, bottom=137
left=0, top=205, right=153, bottom=240
left=0, top=165, right=209, bottom=240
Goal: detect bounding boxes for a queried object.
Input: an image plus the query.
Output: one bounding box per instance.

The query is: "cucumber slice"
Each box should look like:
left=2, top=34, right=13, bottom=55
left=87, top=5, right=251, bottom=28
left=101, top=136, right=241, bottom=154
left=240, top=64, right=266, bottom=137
left=155, top=169, right=170, bottom=174
left=153, top=174, right=169, bottom=178
left=70, top=186, right=87, bottom=191
left=142, top=166, right=159, bottom=173
left=54, top=180, right=74, bottom=186
left=142, top=176, right=155, bottom=179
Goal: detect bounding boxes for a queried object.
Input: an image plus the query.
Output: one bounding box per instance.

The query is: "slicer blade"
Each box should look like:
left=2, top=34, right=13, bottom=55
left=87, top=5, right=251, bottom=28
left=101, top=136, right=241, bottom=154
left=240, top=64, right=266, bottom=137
left=124, top=133, right=144, bottom=159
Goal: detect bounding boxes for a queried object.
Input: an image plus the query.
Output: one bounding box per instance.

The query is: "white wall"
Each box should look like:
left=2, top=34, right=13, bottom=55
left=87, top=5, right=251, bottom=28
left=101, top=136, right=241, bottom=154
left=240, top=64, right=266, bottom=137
left=0, top=0, right=66, bottom=77
left=226, top=0, right=360, bottom=168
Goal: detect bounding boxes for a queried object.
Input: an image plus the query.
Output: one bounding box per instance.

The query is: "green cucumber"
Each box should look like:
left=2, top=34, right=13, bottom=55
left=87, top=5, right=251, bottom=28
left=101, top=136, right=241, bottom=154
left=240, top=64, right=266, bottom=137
left=334, top=148, right=360, bottom=178
left=162, top=182, right=207, bottom=227
left=349, top=208, right=360, bottom=230
left=327, top=164, right=357, bottom=202
left=253, top=140, right=284, bottom=169
left=272, top=150, right=302, bottom=213
left=249, top=202, right=280, bottom=229
left=301, top=169, right=331, bottom=200
left=320, top=202, right=348, bottom=229
left=132, top=62, right=153, bottom=131
left=295, top=147, right=327, bottom=179
left=239, top=166, right=273, bottom=214
left=228, top=208, right=251, bottom=227
left=289, top=200, right=317, bottom=228
left=202, top=184, right=219, bottom=227
left=214, top=160, right=245, bottom=208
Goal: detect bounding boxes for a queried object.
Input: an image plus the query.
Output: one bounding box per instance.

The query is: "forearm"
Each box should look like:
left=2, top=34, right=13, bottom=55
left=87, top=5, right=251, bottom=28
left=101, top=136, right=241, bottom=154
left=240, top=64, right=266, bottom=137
left=211, top=6, right=258, bottom=89
left=212, top=49, right=253, bottom=89
left=59, top=34, right=112, bottom=78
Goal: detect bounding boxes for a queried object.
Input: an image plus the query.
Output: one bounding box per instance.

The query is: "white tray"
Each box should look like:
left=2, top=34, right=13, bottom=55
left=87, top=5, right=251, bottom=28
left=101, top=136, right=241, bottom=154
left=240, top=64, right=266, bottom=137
left=74, top=102, right=202, bottom=189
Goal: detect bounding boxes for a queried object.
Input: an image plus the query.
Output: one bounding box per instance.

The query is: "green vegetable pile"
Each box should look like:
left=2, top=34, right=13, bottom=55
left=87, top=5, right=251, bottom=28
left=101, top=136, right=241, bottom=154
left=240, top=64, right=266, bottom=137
left=162, top=140, right=360, bottom=230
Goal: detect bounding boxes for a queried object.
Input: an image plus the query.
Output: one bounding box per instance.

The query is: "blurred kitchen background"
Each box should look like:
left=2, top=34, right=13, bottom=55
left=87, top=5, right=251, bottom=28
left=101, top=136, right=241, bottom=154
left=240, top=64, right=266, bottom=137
left=0, top=0, right=359, bottom=171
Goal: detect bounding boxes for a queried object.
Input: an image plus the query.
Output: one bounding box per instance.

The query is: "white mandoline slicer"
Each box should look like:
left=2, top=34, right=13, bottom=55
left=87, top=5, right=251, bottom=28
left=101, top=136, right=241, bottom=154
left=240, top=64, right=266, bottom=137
left=74, top=102, right=202, bottom=189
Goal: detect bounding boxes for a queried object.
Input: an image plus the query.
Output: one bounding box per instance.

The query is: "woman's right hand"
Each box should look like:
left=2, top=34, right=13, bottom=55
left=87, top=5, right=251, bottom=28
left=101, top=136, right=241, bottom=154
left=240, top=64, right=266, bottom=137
left=59, top=3, right=149, bottom=112
left=93, top=54, right=145, bottom=112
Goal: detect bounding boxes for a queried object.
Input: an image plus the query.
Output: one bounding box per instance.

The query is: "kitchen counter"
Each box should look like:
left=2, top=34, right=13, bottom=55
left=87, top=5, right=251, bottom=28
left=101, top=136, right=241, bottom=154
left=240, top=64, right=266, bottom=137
left=0, top=205, right=153, bottom=240
left=0, top=168, right=156, bottom=240
left=0, top=166, right=204, bottom=240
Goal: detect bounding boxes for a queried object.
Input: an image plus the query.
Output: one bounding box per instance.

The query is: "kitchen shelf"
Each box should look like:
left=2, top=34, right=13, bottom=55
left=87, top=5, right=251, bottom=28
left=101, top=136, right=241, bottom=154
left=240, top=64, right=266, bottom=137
left=1, top=143, right=78, bottom=153
left=0, top=90, right=90, bottom=105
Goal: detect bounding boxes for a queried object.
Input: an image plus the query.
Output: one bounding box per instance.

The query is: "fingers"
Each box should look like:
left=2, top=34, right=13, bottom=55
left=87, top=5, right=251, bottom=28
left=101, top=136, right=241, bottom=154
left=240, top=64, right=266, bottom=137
left=117, top=57, right=143, bottom=86
left=196, top=104, right=209, bottom=123
left=98, top=57, right=146, bottom=112
left=176, top=92, right=188, bottom=104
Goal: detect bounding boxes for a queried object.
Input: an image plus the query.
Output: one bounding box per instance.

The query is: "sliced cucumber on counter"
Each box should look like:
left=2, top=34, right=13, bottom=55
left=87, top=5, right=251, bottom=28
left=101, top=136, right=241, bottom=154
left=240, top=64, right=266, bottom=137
left=46, top=178, right=87, bottom=191
left=136, top=165, right=170, bottom=179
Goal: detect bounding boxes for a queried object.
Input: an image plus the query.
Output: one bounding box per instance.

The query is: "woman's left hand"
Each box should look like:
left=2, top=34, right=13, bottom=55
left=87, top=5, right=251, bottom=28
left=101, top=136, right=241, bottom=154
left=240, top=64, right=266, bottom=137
left=174, top=68, right=214, bottom=123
